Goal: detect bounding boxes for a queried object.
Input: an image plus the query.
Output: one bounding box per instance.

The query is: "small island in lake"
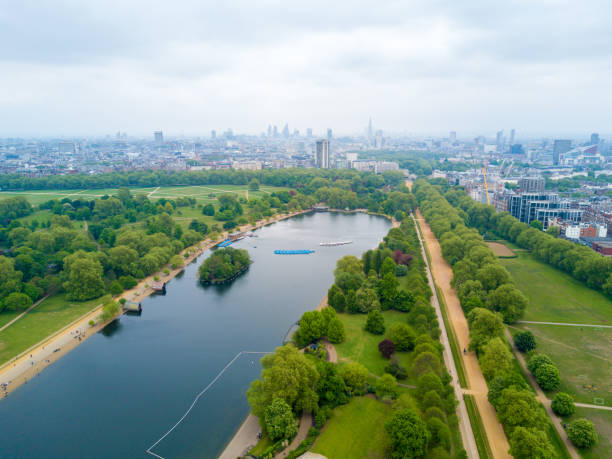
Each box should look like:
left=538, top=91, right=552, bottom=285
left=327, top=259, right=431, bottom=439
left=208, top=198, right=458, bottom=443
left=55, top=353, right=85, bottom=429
left=198, top=247, right=252, bottom=284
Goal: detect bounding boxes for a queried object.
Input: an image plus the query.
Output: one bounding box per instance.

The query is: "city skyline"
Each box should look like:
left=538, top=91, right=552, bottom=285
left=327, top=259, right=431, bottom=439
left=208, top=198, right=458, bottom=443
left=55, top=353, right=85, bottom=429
left=1, top=1, right=611, bottom=136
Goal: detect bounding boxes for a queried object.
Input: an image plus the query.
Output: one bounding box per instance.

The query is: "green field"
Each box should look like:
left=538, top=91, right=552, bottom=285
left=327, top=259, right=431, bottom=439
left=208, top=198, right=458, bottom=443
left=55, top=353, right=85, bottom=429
left=311, top=396, right=392, bottom=458
left=335, top=311, right=418, bottom=381
left=511, top=323, right=612, bottom=406
left=0, top=184, right=288, bottom=206
left=0, top=294, right=110, bottom=365
left=570, top=407, right=612, bottom=459
left=500, top=251, right=612, bottom=325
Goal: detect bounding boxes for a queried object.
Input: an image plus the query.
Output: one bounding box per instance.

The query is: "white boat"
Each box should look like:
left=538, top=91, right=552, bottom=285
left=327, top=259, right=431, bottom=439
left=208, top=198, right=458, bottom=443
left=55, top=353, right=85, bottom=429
left=319, top=241, right=353, bottom=246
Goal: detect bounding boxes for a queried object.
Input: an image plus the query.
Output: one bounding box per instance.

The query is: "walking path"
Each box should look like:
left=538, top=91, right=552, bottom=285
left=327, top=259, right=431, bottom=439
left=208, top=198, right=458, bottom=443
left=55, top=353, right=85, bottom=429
left=505, top=330, right=580, bottom=458
left=412, top=214, right=478, bottom=459
left=218, top=415, right=261, bottom=459
left=416, top=209, right=511, bottom=458
left=517, top=320, right=612, bottom=329
left=575, top=402, right=612, bottom=411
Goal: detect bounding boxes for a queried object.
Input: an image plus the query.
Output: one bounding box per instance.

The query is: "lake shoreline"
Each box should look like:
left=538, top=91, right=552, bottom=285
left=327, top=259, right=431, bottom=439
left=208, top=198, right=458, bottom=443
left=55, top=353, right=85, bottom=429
left=0, top=209, right=309, bottom=397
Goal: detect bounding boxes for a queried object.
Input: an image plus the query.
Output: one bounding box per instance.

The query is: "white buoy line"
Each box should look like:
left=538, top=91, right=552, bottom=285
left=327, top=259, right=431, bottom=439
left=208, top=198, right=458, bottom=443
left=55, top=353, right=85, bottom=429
left=146, top=350, right=272, bottom=459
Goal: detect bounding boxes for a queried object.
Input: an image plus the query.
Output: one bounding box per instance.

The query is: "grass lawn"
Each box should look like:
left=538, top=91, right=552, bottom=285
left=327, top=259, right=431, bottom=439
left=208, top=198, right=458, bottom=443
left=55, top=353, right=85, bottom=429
left=334, top=311, right=417, bottom=381
left=311, top=396, right=392, bottom=458
left=510, top=324, right=612, bottom=406
left=0, top=311, right=21, bottom=329
left=0, top=293, right=110, bottom=365
left=248, top=434, right=274, bottom=456
left=500, top=251, right=612, bottom=324
left=569, top=406, right=612, bottom=459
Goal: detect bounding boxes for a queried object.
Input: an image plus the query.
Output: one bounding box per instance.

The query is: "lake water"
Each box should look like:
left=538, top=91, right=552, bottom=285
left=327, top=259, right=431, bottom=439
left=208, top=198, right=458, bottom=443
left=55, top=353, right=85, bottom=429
left=0, top=212, right=390, bottom=458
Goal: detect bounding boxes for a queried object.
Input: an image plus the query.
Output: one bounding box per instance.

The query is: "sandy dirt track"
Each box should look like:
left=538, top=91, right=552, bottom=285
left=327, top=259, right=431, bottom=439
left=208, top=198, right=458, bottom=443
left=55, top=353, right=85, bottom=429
left=416, top=210, right=511, bottom=458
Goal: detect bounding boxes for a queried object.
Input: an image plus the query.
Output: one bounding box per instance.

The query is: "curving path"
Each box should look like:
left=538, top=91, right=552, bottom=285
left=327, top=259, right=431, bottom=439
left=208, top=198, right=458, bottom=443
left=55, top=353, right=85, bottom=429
left=416, top=210, right=511, bottom=458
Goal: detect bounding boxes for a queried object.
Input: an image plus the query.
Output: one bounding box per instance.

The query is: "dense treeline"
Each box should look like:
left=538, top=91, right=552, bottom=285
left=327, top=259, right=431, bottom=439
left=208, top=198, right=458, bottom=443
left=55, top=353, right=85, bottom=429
left=0, top=168, right=405, bottom=191
left=198, top=247, right=251, bottom=284
left=413, top=179, right=560, bottom=458
left=442, top=186, right=612, bottom=295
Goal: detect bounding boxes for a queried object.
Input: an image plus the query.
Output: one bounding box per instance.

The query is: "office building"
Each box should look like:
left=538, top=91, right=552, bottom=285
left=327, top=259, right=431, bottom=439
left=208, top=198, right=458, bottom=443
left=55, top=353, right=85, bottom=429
left=496, top=130, right=504, bottom=152
left=591, top=133, right=600, bottom=145
left=315, top=139, right=329, bottom=168
left=518, top=176, right=545, bottom=193
left=508, top=192, right=582, bottom=229
left=510, top=144, right=524, bottom=155
left=509, top=129, right=515, bottom=145
left=154, top=131, right=164, bottom=143
left=449, top=131, right=457, bottom=143
left=211, top=130, right=216, bottom=140
left=306, top=128, right=313, bottom=138
left=368, top=118, right=373, bottom=138
left=553, top=139, right=572, bottom=165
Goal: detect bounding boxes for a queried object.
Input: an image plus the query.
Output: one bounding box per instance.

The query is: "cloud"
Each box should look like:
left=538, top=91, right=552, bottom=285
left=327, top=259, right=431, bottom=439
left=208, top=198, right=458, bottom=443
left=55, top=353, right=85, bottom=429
left=0, top=0, right=610, bottom=136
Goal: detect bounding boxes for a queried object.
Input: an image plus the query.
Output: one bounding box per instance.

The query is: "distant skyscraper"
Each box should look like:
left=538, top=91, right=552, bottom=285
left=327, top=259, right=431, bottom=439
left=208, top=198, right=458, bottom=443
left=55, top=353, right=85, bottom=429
left=267, top=125, right=272, bottom=137
left=306, top=128, right=313, bottom=138
left=327, top=128, right=332, bottom=141
left=273, top=125, right=279, bottom=137
left=368, top=118, right=373, bottom=138
left=591, top=133, right=600, bottom=145
left=449, top=131, right=457, bottom=143
left=509, top=129, right=516, bottom=145
left=154, top=131, right=163, bottom=143
left=553, top=139, right=572, bottom=165
left=282, top=124, right=289, bottom=138
left=211, top=130, right=216, bottom=139
left=315, top=139, right=329, bottom=168
left=375, top=130, right=384, bottom=149
left=496, top=130, right=504, bottom=152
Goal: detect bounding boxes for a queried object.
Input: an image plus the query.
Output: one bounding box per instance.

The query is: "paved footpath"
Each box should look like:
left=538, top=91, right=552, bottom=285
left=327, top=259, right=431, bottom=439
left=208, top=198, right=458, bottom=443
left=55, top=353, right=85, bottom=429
left=517, top=320, right=612, bottom=329
left=413, top=214, right=479, bottom=459
left=416, top=210, right=511, bottom=458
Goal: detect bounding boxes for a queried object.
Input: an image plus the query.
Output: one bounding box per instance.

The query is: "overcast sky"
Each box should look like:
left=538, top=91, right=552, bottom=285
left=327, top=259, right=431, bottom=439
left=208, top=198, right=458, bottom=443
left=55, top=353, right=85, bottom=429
left=1, top=0, right=610, bottom=138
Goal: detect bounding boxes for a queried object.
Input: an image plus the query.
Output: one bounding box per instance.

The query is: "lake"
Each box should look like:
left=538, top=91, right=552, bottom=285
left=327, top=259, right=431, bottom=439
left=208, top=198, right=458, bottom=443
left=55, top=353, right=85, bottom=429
left=0, top=211, right=391, bottom=458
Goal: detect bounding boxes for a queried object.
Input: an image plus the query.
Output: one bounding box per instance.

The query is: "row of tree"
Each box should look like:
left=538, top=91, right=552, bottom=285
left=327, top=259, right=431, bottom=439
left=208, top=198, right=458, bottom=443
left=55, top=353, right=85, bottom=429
left=443, top=186, right=612, bottom=295
left=413, top=179, right=561, bottom=458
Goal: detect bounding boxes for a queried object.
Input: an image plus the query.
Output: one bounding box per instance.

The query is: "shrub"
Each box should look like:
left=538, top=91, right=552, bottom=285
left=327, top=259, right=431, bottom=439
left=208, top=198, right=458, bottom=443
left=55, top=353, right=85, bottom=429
left=109, top=281, right=123, bottom=295
left=385, top=361, right=407, bottom=380
left=534, top=363, right=561, bottom=391
left=527, top=353, right=553, bottom=373
left=364, top=309, right=385, bottom=334
left=567, top=419, right=598, bottom=449
left=551, top=392, right=575, bottom=417
left=514, top=330, right=536, bottom=352
left=119, top=298, right=127, bottom=305
left=375, top=373, right=398, bottom=399
left=340, top=362, right=368, bottom=394
left=163, top=268, right=170, bottom=275
left=395, top=264, right=408, bottom=277
left=119, top=275, right=137, bottom=289
left=378, top=339, right=395, bottom=358
left=88, top=320, right=95, bottom=327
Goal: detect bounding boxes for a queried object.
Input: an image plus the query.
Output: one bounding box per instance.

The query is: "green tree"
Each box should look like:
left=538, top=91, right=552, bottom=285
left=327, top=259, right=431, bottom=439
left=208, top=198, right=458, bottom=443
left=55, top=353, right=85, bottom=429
left=375, top=373, right=397, bottom=399
left=527, top=353, right=554, bottom=374
left=264, top=398, right=297, bottom=441
left=202, top=204, right=215, bottom=216
left=380, top=257, right=396, bottom=277
left=108, top=245, right=139, bottom=276
left=546, top=225, right=560, bottom=237
left=467, top=307, right=505, bottom=352
left=247, top=345, right=319, bottom=419
left=390, top=323, right=416, bottom=351
left=514, top=330, right=536, bottom=353
left=486, top=284, right=527, bottom=323
left=355, top=287, right=380, bottom=313
left=339, top=362, right=368, bottom=393
left=0, top=256, right=22, bottom=299
left=530, top=220, right=543, bottom=231
left=248, top=178, right=260, bottom=191
left=479, top=337, right=512, bottom=380
left=496, top=387, right=547, bottom=430
left=551, top=392, right=575, bottom=417
left=567, top=419, right=598, bottom=449
left=364, top=309, right=385, bottom=334
left=109, top=281, right=123, bottom=295
left=379, top=272, right=399, bottom=310
left=385, top=409, right=430, bottom=459
left=534, top=363, right=561, bottom=391
left=326, top=318, right=345, bottom=343
left=509, top=426, right=557, bottom=459
left=63, top=253, right=105, bottom=301
left=294, top=310, right=326, bottom=347
left=3, top=292, right=32, bottom=311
